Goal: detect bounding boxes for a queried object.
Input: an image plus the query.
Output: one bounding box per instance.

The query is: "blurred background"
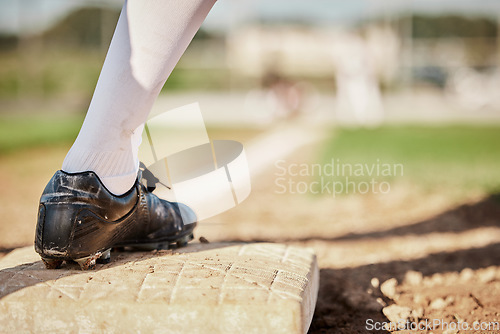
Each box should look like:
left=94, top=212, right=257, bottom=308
left=3, top=0, right=500, bottom=124
left=1, top=0, right=500, bottom=332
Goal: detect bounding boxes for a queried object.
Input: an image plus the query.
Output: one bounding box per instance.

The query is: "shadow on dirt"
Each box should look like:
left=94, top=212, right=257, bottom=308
left=325, top=193, right=500, bottom=242
left=0, top=247, right=19, bottom=255
left=226, top=193, right=500, bottom=244
left=309, top=194, right=500, bottom=333
left=223, top=194, right=500, bottom=333
left=308, top=242, right=500, bottom=333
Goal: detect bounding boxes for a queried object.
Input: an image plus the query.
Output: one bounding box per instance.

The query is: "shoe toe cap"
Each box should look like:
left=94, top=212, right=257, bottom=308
left=177, top=203, right=197, bottom=225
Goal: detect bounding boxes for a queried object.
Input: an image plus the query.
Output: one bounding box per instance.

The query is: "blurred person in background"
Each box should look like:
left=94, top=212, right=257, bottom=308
left=35, top=0, right=216, bottom=270
left=333, top=29, right=384, bottom=127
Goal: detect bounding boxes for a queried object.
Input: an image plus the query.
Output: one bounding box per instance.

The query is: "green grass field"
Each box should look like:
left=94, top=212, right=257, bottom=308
left=0, top=114, right=82, bottom=154
left=320, top=126, right=500, bottom=196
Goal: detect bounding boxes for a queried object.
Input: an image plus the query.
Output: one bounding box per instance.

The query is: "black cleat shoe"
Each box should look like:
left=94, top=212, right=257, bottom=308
left=35, top=170, right=197, bottom=270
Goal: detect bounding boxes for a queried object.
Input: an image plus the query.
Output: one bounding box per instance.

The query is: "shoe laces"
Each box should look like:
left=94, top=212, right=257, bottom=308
left=139, top=162, right=171, bottom=192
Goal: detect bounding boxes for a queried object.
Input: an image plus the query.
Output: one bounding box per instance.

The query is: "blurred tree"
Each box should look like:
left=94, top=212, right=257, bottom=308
left=0, top=35, right=18, bottom=52
left=411, top=15, right=497, bottom=39
left=42, top=7, right=120, bottom=49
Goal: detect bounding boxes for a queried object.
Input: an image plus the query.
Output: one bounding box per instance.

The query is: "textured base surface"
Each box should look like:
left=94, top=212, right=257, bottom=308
left=0, top=243, right=318, bottom=334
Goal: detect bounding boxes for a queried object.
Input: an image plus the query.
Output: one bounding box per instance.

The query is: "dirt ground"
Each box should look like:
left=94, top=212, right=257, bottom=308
left=1, top=140, right=499, bottom=333
left=198, top=156, right=500, bottom=333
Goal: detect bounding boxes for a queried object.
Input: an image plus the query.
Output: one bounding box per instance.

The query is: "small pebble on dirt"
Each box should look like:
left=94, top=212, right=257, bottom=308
left=459, top=268, right=474, bottom=281
left=431, top=273, right=445, bottom=285
left=412, top=293, right=425, bottom=304
left=381, top=278, right=398, bottom=299
left=410, top=307, right=424, bottom=323
left=376, top=297, right=387, bottom=307
left=429, top=297, right=449, bottom=310
left=404, top=270, right=423, bottom=286
left=382, top=304, right=412, bottom=323
left=477, top=266, right=497, bottom=283
left=370, top=277, right=380, bottom=288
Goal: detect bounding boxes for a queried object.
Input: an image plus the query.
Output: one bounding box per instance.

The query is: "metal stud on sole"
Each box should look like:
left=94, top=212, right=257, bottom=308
left=74, top=249, right=111, bottom=270
left=41, top=258, right=63, bottom=269
left=96, top=249, right=111, bottom=264
left=39, top=232, right=193, bottom=270
left=176, top=233, right=194, bottom=248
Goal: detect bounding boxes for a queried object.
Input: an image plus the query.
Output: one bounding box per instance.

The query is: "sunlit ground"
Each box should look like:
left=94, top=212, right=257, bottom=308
left=1, top=111, right=499, bottom=333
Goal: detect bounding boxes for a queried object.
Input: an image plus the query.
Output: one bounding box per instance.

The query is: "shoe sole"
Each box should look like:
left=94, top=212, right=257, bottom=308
left=41, top=233, right=194, bottom=270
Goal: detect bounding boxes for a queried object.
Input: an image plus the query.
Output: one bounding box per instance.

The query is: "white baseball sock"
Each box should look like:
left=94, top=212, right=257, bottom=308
left=62, top=0, right=216, bottom=195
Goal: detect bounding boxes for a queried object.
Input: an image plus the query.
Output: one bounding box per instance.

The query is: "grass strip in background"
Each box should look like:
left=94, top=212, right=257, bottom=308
left=0, top=114, right=82, bottom=154
left=0, top=114, right=264, bottom=156
left=320, top=126, right=500, bottom=196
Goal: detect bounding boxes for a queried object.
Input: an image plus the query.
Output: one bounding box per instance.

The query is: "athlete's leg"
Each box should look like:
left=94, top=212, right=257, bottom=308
left=63, top=0, right=216, bottom=195
left=36, top=0, right=216, bottom=269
